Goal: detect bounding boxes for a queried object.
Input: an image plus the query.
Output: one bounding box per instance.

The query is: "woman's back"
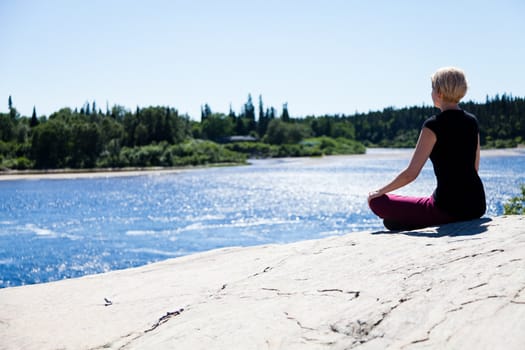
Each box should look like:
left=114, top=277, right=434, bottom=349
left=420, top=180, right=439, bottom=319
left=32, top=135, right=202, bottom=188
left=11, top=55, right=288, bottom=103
left=424, top=109, right=486, bottom=219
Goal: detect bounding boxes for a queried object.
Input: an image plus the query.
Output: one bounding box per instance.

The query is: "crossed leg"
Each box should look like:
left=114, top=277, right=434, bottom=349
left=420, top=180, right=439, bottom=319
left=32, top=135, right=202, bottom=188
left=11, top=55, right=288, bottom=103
left=369, top=194, right=455, bottom=231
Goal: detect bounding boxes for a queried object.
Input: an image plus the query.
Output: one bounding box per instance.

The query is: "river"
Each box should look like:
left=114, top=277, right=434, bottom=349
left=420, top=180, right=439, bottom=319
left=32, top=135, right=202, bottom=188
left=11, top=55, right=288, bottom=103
left=1, top=148, right=524, bottom=288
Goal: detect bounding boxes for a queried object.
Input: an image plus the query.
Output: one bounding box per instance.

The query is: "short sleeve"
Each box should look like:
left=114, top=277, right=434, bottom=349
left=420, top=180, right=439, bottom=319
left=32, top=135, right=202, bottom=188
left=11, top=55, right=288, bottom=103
left=422, top=115, right=439, bottom=135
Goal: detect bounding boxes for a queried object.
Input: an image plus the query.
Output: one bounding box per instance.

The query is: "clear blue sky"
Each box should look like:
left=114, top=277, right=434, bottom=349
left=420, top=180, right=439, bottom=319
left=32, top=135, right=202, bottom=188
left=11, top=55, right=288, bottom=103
left=1, top=0, right=524, bottom=120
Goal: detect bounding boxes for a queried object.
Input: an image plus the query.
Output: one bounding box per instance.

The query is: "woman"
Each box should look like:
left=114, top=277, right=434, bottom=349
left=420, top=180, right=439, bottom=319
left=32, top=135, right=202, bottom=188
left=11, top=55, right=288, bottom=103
left=368, top=67, right=486, bottom=230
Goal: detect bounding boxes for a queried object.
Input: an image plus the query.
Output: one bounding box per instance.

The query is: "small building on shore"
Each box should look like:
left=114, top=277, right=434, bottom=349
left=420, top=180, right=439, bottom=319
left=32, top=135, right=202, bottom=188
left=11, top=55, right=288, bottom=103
left=219, top=135, right=258, bottom=143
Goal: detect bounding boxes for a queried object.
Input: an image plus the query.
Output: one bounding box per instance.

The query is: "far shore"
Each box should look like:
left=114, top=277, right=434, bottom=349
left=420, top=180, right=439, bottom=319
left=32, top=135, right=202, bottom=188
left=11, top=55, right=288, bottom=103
left=1, top=147, right=523, bottom=182
left=0, top=167, right=187, bottom=181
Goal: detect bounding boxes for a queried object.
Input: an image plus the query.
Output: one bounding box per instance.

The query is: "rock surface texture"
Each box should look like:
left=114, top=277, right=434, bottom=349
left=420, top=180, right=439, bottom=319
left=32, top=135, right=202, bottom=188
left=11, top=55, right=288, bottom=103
left=1, top=215, right=524, bottom=349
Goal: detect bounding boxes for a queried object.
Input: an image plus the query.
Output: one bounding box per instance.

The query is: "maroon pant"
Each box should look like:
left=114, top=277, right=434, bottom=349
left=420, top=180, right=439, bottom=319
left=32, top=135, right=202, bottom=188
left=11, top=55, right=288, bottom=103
left=369, top=194, right=456, bottom=230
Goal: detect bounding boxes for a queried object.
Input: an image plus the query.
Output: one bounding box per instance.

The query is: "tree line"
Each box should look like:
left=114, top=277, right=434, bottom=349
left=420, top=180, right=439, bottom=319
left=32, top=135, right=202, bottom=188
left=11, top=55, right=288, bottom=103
left=0, top=94, right=523, bottom=170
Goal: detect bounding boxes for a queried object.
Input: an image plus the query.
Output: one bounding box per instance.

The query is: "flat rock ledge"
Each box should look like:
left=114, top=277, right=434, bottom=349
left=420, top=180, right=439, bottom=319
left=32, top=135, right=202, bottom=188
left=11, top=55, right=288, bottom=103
left=1, top=216, right=524, bottom=350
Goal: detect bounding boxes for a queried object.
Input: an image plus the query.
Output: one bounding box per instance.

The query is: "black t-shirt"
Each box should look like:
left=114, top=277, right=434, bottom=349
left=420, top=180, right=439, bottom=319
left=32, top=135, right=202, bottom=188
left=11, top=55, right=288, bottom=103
left=423, top=109, right=486, bottom=220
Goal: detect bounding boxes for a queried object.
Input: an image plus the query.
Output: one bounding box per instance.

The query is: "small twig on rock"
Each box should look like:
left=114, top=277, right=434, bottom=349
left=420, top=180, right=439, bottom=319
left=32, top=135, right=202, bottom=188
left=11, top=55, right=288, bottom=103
left=145, top=308, right=184, bottom=333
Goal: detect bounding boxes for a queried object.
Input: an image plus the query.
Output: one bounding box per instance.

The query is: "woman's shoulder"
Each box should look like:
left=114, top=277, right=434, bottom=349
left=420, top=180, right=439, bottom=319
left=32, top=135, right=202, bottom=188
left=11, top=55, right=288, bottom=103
left=423, top=114, right=439, bottom=127
left=462, top=110, right=478, bottom=121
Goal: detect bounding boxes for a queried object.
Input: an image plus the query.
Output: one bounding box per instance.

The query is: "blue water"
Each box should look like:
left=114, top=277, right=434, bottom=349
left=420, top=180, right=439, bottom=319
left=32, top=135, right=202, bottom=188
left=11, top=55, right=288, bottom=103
left=1, top=149, right=524, bottom=288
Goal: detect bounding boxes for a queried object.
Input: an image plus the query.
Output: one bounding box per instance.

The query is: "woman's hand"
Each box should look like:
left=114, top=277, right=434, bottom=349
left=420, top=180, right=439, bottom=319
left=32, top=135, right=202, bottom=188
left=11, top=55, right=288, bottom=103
left=368, top=190, right=383, bottom=203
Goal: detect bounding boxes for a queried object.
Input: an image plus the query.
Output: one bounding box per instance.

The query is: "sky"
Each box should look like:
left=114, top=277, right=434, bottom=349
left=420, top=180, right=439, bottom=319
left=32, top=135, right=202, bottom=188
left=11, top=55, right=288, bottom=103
left=1, top=0, right=524, bottom=120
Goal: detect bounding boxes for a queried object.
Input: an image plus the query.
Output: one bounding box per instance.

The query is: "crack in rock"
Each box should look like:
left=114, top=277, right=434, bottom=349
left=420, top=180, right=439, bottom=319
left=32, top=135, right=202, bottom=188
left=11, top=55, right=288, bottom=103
left=252, top=266, right=273, bottom=277
left=329, top=298, right=409, bottom=346
left=404, top=270, right=425, bottom=280
left=258, top=287, right=297, bottom=296
left=403, top=249, right=506, bottom=281
left=460, top=295, right=506, bottom=306
left=447, top=249, right=505, bottom=264
left=90, top=308, right=185, bottom=350
left=284, top=312, right=316, bottom=331
left=312, top=242, right=357, bottom=255
left=402, top=289, right=520, bottom=349
left=89, top=332, right=143, bottom=350
left=511, top=285, right=525, bottom=304
left=467, top=282, right=488, bottom=290
left=317, top=289, right=360, bottom=298
left=260, top=288, right=360, bottom=299
left=400, top=315, right=451, bottom=349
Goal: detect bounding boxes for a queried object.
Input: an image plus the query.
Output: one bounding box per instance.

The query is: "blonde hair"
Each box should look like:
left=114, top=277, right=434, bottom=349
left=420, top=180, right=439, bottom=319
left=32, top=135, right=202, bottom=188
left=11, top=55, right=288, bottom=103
left=431, top=67, right=468, bottom=103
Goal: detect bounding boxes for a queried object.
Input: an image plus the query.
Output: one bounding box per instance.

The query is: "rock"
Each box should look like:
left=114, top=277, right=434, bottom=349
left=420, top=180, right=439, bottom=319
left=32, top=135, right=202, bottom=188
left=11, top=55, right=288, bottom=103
left=1, top=215, right=524, bottom=349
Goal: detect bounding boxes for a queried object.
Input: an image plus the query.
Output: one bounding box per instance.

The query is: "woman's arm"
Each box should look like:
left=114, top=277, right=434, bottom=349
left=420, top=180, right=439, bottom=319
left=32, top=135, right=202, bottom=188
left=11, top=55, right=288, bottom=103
left=368, top=127, right=436, bottom=202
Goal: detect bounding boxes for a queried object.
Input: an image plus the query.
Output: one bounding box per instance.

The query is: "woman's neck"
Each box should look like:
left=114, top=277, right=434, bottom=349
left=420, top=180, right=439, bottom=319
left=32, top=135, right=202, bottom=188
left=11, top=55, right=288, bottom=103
left=439, top=101, right=461, bottom=111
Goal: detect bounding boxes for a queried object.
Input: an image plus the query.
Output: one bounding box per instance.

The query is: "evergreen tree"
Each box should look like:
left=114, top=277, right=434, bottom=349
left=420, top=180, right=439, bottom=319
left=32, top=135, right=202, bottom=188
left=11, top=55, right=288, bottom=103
left=244, top=94, right=255, bottom=121
left=201, top=104, right=212, bottom=121
left=268, top=107, right=276, bottom=120
left=8, top=95, right=16, bottom=119
left=258, top=95, right=264, bottom=121
left=235, top=115, right=245, bottom=135
left=281, top=102, right=290, bottom=122
left=257, top=95, right=269, bottom=137
left=228, top=103, right=236, bottom=120
left=30, top=106, right=39, bottom=127
left=243, top=94, right=256, bottom=133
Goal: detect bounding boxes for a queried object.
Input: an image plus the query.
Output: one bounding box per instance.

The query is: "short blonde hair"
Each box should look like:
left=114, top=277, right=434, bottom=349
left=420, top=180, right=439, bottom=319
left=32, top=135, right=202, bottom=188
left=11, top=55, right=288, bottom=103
left=431, top=67, right=468, bottom=103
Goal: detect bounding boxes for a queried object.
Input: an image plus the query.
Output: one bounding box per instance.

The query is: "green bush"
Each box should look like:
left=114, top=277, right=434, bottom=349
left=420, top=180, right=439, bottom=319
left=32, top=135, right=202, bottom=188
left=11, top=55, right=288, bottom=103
left=224, top=142, right=278, bottom=158
left=276, top=144, right=308, bottom=157
left=168, top=140, right=247, bottom=166
left=302, top=137, right=366, bottom=156
left=97, top=140, right=246, bottom=168
left=483, top=139, right=518, bottom=149
left=14, top=157, right=33, bottom=170
left=223, top=138, right=365, bottom=159
left=1, top=157, right=33, bottom=170
left=503, top=185, right=525, bottom=215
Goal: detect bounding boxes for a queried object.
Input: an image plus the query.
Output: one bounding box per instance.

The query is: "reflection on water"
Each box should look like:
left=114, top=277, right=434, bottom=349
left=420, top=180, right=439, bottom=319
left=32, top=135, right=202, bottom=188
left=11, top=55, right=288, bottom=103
left=0, top=149, right=524, bottom=287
